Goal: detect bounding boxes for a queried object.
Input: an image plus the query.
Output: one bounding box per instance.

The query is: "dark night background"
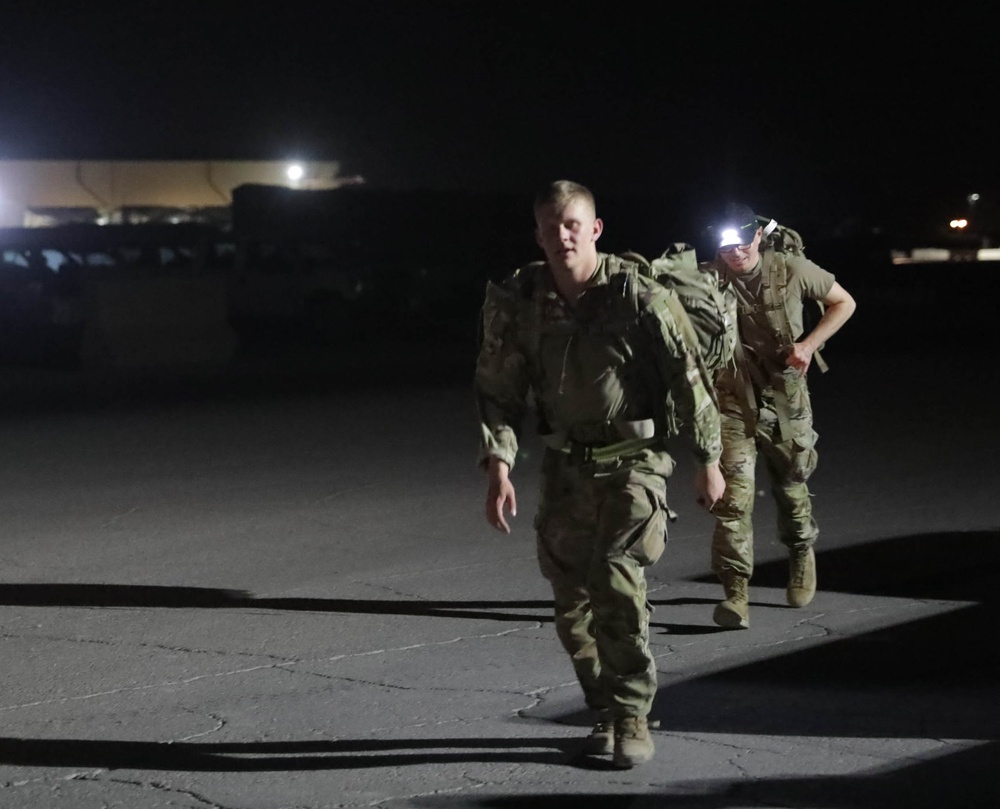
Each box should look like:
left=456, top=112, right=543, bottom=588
left=1, top=1, right=998, bottom=365
left=0, top=9, right=997, bottom=803
left=3, top=2, right=997, bottom=236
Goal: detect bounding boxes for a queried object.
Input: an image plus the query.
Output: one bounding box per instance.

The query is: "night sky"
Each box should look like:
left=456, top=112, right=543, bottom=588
left=2, top=2, right=997, bottom=237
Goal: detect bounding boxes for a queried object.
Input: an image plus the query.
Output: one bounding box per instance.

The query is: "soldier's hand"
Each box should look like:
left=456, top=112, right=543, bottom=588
left=787, top=341, right=814, bottom=376
left=486, top=458, right=517, bottom=534
left=695, top=462, right=725, bottom=512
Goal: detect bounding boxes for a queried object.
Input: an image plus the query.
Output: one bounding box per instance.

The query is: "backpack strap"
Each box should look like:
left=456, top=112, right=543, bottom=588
left=725, top=255, right=811, bottom=442
left=730, top=327, right=761, bottom=439
left=767, top=250, right=829, bottom=374
left=761, top=252, right=801, bottom=442
left=606, top=253, right=650, bottom=326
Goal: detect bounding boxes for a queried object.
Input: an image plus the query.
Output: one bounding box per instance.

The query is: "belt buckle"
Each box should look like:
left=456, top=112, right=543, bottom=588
left=568, top=442, right=593, bottom=465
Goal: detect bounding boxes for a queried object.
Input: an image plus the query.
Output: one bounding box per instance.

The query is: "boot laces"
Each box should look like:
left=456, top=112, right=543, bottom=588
left=616, top=717, right=648, bottom=739
left=790, top=550, right=810, bottom=587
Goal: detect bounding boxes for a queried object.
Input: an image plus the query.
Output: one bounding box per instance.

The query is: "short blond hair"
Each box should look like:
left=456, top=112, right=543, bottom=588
left=533, top=180, right=596, bottom=219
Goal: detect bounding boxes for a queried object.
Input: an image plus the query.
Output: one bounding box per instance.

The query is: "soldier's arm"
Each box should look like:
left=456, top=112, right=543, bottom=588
left=473, top=280, right=531, bottom=472
left=485, top=456, right=516, bottom=534
left=670, top=345, right=724, bottom=468
left=789, top=281, right=857, bottom=375
left=474, top=280, right=531, bottom=532
left=644, top=292, right=725, bottom=510
left=641, top=285, right=723, bottom=467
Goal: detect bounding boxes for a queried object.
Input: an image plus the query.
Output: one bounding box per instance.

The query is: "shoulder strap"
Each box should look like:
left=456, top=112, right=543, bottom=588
left=605, top=253, right=649, bottom=320
left=763, top=251, right=828, bottom=371
left=617, top=250, right=652, bottom=272
left=769, top=251, right=829, bottom=374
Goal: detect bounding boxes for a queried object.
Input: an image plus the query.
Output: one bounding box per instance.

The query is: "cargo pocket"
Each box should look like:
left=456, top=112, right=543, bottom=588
left=788, top=429, right=819, bottom=483
left=623, top=486, right=668, bottom=567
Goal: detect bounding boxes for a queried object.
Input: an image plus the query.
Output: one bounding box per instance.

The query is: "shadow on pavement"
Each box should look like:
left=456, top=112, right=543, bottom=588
left=670, top=530, right=999, bottom=738
left=0, top=736, right=580, bottom=772
left=409, top=739, right=1000, bottom=807
left=5, top=531, right=997, bottom=797
left=0, top=584, right=724, bottom=635
left=0, top=584, right=554, bottom=623
left=743, top=528, right=1000, bottom=602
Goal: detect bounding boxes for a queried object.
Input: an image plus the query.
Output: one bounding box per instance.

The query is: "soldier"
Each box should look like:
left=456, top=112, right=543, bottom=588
left=708, top=202, right=856, bottom=629
left=474, top=180, right=725, bottom=768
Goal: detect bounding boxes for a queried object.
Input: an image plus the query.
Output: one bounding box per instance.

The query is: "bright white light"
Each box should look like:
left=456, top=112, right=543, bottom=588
left=950, top=219, right=968, bottom=229
left=968, top=193, right=980, bottom=203
left=286, top=163, right=305, bottom=182
left=720, top=227, right=740, bottom=246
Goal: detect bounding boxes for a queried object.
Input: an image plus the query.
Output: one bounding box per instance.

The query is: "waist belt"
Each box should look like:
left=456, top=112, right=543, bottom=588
left=563, top=436, right=661, bottom=464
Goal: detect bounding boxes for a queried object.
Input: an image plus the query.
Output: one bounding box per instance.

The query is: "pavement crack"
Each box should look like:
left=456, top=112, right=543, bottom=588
left=98, top=505, right=139, bottom=528
left=368, top=780, right=485, bottom=807
left=107, top=775, right=230, bottom=808
left=0, top=626, right=538, bottom=713
left=315, top=484, right=378, bottom=505
left=176, top=710, right=227, bottom=742
left=0, top=630, right=295, bottom=664
left=364, top=556, right=537, bottom=581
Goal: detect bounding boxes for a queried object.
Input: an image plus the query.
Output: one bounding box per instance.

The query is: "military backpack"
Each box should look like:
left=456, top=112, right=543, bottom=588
left=742, top=219, right=829, bottom=373
left=621, top=244, right=737, bottom=376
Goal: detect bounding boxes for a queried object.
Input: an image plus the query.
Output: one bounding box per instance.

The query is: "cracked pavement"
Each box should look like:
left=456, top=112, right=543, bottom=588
left=0, top=339, right=996, bottom=809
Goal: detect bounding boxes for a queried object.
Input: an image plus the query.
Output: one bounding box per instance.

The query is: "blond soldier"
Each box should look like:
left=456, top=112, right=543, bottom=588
left=709, top=203, right=856, bottom=629
left=474, top=181, right=724, bottom=768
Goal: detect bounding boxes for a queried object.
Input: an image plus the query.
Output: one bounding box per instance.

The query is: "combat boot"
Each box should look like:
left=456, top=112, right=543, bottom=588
left=787, top=546, right=817, bottom=607
left=612, top=716, right=654, bottom=768
left=713, top=572, right=750, bottom=629
left=581, top=711, right=614, bottom=755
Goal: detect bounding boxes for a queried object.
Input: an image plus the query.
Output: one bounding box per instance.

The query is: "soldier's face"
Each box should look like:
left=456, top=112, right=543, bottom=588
left=534, top=198, right=603, bottom=273
left=719, top=228, right=763, bottom=273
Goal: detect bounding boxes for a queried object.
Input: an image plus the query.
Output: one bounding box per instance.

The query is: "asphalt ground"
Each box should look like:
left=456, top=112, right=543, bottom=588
left=0, top=285, right=997, bottom=808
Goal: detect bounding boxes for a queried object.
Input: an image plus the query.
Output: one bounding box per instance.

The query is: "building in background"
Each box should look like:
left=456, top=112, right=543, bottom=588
left=0, top=160, right=358, bottom=227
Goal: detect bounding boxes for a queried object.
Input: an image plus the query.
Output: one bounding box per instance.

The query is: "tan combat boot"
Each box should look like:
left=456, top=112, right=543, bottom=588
left=612, top=716, right=654, bottom=768
left=713, top=572, right=750, bottom=629
left=787, top=546, right=817, bottom=607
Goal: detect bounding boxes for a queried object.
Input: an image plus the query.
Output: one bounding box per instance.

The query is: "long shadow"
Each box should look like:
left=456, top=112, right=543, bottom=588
left=726, top=528, right=1000, bottom=602
left=0, top=584, right=554, bottom=623
left=648, top=600, right=999, bottom=739
left=0, top=584, right=720, bottom=634
left=648, top=530, right=1000, bottom=740
left=0, top=736, right=581, bottom=772
left=410, top=740, right=1000, bottom=807
left=648, top=595, right=787, bottom=634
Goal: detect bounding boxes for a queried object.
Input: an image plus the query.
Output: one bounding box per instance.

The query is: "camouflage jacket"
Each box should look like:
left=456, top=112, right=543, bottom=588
left=713, top=246, right=836, bottom=441
left=474, top=253, right=722, bottom=470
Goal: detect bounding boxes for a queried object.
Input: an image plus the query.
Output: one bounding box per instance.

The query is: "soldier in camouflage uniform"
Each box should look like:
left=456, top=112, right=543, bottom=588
left=708, top=203, right=856, bottom=629
left=474, top=181, right=725, bottom=768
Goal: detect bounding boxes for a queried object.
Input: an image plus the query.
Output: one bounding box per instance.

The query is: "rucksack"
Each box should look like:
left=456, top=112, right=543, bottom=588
left=762, top=220, right=805, bottom=256
left=756, top=219, right=829, bottom=373
left=622, top=243, right=737, bottom=375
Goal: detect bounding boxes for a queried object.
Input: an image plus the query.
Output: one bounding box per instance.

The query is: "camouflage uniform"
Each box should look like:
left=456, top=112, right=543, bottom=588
left=475, top=253, right=721, bottom=719
left=711, top=248, right=835, bottom=579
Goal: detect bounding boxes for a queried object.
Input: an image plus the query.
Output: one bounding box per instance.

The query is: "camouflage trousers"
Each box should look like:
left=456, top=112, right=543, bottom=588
left=534, top=446, right=674, bottom=719
left=711, top=373, right=820, bottom=579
